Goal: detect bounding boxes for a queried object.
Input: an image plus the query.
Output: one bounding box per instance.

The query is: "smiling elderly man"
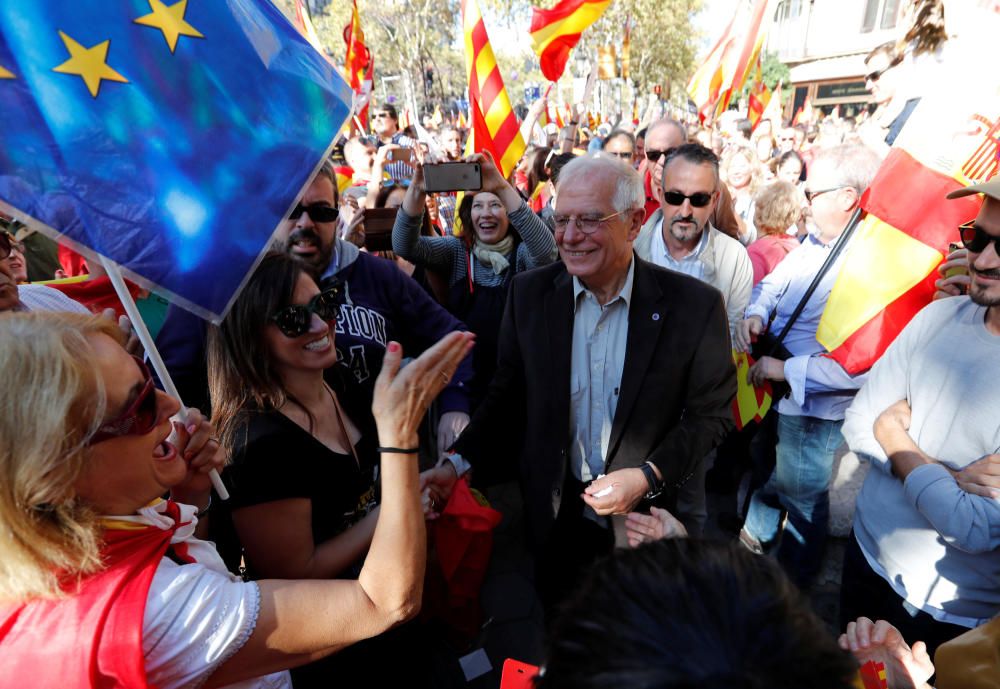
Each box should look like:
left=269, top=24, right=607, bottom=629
left=425, top=154, right=735, bottom=611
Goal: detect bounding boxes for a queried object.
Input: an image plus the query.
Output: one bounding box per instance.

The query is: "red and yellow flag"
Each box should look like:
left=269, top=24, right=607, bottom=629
left=530, top=0, right=611, bottom=82
left=463, top=0, right=526, bottom=178
left=816, top=85, right=997, bottom=373
left=687, top=0, right=770, bottom=123
left=293, top=0, right=325, bottom=56
left=732, top=351, right=772, bottom=430
left=747, top=63, right=772, bottom=133
left=343, top=0, right=369, bottom=90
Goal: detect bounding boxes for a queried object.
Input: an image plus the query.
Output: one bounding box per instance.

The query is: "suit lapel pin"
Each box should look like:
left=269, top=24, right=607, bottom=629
left=652, top=313, right=660, bottom=321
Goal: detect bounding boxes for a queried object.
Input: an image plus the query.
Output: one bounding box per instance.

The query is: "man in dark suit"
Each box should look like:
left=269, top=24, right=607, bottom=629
left=426, top=154, right=735, bottom=607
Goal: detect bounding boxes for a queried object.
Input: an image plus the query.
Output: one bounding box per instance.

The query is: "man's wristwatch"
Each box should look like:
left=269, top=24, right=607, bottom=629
left=640, top=462, right=663, bottom=499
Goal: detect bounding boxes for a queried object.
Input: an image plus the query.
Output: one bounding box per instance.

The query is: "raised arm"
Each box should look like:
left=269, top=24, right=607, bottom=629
left=393, top=158, right=463, bottom=272
left=207, top=332, right=475, bottom=687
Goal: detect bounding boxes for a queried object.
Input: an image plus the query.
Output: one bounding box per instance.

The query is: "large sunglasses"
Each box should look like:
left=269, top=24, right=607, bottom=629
left=645, top=147, right=675, bottom=164
left=88, top=357, right=159, bottom=445
left=960, top=221, right=1000, bottom=254
left=662, top=190, right=713, bottom=208
left=271, top=286, right=343, bottom=338
left=290, top=203, right=339, bottom=224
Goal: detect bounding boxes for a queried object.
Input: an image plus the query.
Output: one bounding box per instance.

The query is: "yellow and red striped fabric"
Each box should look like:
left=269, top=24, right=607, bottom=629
left=530, top=0, right=611, bottom=82
left=816, top=95, right=996, bottom=373
left=463, top=0, right=525, bottom=178
left=747, top=63, right=771, bottom=133
left=343, top=0, right=368, bottom=91
left=732, top=351, right=772, bottom=430
left=686, top=0, right=769, bottom=123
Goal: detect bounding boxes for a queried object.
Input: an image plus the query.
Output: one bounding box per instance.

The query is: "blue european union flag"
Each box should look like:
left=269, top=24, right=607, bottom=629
left=0, top=0, right=351, bottom=321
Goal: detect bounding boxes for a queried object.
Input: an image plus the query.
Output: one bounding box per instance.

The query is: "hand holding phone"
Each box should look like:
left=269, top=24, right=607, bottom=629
left=423, top=162, right=482, bottom=193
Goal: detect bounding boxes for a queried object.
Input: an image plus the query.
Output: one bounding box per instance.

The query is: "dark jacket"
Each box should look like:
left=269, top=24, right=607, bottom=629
left=454, top=256, right=735, bottom=549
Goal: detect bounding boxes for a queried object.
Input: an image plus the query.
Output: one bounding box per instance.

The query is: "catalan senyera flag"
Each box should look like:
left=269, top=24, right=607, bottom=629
left=554, top=104, right=565, bottom=128
left=746, top=63, right=771, bottom=132
left=463, top=0, right=525, bottom=178
left=732, top=351, right=772, bottom=431
left=687, top=0, right=770, bottom=123
left=343, top=0, right=368, bottom=91
left=530, top=0, right=611, bottom=82
left=816, top=85, right=998, bottom=374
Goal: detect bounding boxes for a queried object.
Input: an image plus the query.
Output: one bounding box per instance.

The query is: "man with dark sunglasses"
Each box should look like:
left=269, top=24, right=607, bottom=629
left=640, top=118, right=741, bottom=240
left=372, top=103, right=416, bottom=183
left=839, top=176, right=1000, bottom=656
left=635, top=143, right=752, bottom=339
left=860, top=42, right=920, bottom=152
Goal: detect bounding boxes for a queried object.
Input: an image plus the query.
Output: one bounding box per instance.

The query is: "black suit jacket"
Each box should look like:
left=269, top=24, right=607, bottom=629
left=455, top=255, right=736, bottom=549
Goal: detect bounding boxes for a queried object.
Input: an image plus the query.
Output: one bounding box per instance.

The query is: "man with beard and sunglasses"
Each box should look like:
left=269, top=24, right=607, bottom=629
left=639, top=118, right=741, bottom=240
left=634, top=143, right=752, bottom=337
left=837, top=177, right=1000, bottom=658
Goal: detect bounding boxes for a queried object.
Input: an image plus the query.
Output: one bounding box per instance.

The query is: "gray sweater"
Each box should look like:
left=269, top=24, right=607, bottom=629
left=391, top=200, right=557, bottom=288
left=843, top=297, right=1000, bottom=626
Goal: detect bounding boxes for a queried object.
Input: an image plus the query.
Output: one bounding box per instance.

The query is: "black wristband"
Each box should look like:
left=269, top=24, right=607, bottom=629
left=640, top=462, right=662, bottom=498
left=377, top=446, right=420, bottom=455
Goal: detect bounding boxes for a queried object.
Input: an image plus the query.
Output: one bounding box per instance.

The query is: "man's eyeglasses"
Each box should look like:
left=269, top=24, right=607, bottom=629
left=604, top=150, right=633, bottom=160
left=88, top=357, right=159, bottom=445
left=662, top=191, right=714, bottom=208
left=645, top=148, right=675, bottom=164
left=271, top=287, right=343, bottom=338
left=960, top=221, right=1000, bottom=254
left=0, top=232, right=10, bottom=261
left=290, top=203, right=339, bottom=224
left=373, top=112, right=393, bottom=119
left=552, top=210, right=628, bottom=234
left=803, top=186, right=845, bottom=203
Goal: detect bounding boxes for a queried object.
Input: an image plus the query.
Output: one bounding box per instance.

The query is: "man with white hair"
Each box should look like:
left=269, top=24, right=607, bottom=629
left=428, top=155, right=736, bottom=608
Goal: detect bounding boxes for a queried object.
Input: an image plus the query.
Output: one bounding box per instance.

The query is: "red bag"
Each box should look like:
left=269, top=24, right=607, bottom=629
left=422, top=479, right=502, bottom=640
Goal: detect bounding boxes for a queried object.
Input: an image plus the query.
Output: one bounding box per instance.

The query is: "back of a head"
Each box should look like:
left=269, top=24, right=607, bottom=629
left=548, top=152, right=577, bottom=187
left=538, top=539, right=857, bottom=689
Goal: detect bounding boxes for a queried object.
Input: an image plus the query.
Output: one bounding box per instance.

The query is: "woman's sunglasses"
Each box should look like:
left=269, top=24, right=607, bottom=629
left=959, top=221, right=1000, bottom=254
left=271, top=286, right=342, bottom=338
left=88, top=356, right=159, bottom=445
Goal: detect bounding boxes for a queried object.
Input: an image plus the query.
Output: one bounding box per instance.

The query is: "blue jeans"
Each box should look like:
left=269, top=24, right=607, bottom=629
left=743, top=413, right=843, bottom=587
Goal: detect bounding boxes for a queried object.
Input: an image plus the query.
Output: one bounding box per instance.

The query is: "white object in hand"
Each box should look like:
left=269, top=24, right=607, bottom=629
left=592, top=475, right=613, bottom=498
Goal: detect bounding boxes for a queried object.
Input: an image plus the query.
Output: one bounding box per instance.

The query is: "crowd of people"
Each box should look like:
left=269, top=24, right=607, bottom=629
left=1, top=21, right=998, bottom=689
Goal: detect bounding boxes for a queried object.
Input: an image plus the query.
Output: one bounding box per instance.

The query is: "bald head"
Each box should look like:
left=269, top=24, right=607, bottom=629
left=645, top=118, right=688, bottom=198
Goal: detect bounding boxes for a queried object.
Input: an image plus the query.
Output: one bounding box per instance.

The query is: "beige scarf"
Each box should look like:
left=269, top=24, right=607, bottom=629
left=472, top=235, right=514, bottom=275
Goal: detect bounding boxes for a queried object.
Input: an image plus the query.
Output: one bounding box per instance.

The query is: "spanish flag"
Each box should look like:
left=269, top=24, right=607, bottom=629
left=687, top=0, right=769, bottom=123
left=732, top=351, right=772, bottom=431
left=816, top=89, right=994, bottom=373
left=463, top=0, right=526, bottom=178
left=530, top=0, right=611, bottom=82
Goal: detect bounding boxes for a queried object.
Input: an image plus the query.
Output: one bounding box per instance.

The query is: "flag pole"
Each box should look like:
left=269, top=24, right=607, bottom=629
left=100, top=256, right=229, bottom=500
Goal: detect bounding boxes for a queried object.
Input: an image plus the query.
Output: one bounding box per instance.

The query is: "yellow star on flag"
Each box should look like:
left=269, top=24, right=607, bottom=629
left=134, top=0, right=204, bottom=53
left=0, top=63, right=14, bottom=79
left=52, top=31, right=129, bottom=98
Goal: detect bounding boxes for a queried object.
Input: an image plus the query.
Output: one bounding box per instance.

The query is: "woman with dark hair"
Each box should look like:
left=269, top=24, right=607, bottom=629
left=207, top=252, right=459, bottom=687
left=392, top=151, right=556, bottom=407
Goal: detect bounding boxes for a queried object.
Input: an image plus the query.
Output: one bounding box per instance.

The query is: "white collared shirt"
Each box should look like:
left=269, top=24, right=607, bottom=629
left=650, top=217, right=708, bottom=281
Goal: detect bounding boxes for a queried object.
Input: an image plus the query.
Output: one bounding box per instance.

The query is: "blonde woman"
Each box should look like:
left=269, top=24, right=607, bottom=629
left=720, top=143, right=765, bottom=244
left=747, top=181, right=803, bottom=285
left=0, top=311, right=472, bottom=688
